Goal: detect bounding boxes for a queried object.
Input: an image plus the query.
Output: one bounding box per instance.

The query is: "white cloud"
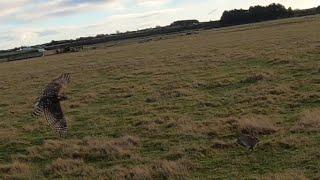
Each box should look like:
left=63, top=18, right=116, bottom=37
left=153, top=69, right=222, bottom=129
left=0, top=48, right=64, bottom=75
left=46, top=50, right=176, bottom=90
left=136, top=0, right=172, bottom=7
left=10, top=0, right=120, bottom=22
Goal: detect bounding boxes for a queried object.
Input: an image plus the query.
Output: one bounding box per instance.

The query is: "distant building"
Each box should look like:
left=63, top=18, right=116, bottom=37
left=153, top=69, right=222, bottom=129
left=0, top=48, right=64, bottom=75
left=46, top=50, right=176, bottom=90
left=43, top=49, right=57, bottom=56
left=0, top=47, right=45, bottom=62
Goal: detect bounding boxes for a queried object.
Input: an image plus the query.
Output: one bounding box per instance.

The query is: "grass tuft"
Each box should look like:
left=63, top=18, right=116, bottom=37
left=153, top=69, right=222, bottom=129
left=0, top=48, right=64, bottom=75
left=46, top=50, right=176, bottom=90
left=259, top=170, right=308, bottom=180
left=46, top=158, right=95, bottom=178
left=27, top=136, right=140, bottom=161
left=237, top=116, right=278, bottom=135
left=241, top=73, right=270, bottom=83
left=0, top=161, right=32, bottom=178
left=291, top=109, right=320, bottom=133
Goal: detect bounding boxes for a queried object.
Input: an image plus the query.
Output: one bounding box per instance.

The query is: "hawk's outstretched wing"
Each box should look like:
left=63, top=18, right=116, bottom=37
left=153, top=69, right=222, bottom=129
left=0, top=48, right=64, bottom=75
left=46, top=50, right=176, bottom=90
left=43, top=99, right=68, bottom=138
left=33, top=97, right=46, bottom=117
left=33, top=73, right=70, bottom=137
left=42, top=73, right=70, bottom=97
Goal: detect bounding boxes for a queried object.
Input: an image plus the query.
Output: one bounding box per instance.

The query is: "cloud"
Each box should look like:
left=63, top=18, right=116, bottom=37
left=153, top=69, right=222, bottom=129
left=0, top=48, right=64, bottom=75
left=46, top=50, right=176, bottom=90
left=0, top=0, right=30, bottom=21
left=0, top=35, right=15, bottom=42
left=38, top=30, right=60, bottom=37
left=102, top=8, right=180, bottom=20
left=6, top=0, right=172, bottom=24
left=136, top=0, right=172, bottom=7
left=0, top=0, right=119, bottom=23
left=137, top=8, right=180, bottom=18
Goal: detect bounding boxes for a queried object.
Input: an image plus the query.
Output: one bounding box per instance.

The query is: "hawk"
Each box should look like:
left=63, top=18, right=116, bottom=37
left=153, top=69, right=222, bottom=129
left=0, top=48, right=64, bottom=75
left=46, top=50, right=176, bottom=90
left=33, top=73, right=71, bottom=138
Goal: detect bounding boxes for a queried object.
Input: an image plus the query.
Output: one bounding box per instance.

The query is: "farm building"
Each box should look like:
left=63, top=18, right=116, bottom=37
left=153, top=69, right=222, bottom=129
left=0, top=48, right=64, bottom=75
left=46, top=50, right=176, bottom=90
left=0, top=48, right=45, bottom=62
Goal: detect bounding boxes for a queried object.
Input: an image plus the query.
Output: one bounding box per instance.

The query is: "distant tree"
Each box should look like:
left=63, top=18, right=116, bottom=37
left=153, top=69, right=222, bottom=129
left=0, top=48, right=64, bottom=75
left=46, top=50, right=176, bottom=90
left=317, top=6, right=320, bottom=13
left=293, top=6, right=320, bottom=17
left=170, top=20, right=199, bottom=27
left=220, top=3, right=294, bottom=26
left=220, top=9, right=251, bottom=25
left=96, top=34, right=105, bottom=38
left=287, top=7, right=294, bottom=16
left=265, top=3, right=288, bottom=18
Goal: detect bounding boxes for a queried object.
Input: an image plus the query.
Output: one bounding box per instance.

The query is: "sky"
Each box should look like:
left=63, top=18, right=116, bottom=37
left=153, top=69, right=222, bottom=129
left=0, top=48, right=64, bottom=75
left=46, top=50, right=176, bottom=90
left=0, top=0, right=319, bottom=50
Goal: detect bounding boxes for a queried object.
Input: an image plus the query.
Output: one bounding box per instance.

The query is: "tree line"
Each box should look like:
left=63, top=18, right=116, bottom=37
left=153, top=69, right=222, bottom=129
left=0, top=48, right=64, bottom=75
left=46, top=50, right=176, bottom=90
left=220, top=3, right=294, bottom=26
left=220, top=3, right=320, bottom=26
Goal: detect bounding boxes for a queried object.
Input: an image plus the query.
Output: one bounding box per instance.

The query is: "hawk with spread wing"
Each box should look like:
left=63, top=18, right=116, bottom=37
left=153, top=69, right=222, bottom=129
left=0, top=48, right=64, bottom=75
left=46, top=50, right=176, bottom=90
left=33, top=73, right=71, bottom=138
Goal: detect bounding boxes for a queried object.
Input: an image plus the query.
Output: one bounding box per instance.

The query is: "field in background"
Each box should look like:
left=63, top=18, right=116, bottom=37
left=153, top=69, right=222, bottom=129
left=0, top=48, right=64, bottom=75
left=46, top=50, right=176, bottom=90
left=0, top=16, right=319, bottom=179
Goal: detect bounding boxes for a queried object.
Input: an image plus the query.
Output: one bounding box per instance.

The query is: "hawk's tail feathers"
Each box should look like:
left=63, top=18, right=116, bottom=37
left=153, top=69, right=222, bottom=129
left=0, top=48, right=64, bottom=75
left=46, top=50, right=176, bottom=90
left=44, top=112, right=68, bottom=138
left=57, top=127, right=68, bottom=138
left=59, top=73, right=71, bottom=85
left=52, top=122, right=68, bottom=138
left=33, top=101, right=44, bottom=117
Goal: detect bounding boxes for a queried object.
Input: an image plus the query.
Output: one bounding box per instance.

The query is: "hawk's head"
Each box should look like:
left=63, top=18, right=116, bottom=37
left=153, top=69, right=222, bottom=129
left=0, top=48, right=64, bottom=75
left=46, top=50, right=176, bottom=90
left=58, top=94, right=68, bottom=101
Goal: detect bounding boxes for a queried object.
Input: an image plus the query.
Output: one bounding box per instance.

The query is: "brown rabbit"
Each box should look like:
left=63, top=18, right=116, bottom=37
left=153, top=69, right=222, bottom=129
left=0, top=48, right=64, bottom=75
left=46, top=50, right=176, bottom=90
left=236, top=134, right=259, bottom=151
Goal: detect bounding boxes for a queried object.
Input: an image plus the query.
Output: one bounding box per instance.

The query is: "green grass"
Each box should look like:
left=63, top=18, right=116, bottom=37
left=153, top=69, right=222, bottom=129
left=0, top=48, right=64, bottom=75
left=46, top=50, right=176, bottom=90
left=0, top=15, right=319, bottom=179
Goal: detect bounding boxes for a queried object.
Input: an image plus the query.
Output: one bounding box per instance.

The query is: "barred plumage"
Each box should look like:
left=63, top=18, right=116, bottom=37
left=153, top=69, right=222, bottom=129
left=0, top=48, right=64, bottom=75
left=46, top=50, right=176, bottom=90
left=33, top=73, right=70, bottom=138
left=33, top=101, right=44, bottom=116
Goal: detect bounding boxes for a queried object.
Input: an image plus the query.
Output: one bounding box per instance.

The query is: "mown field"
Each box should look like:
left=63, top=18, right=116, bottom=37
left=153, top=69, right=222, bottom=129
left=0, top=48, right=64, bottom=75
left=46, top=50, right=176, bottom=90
left=0, top=16, right=319, bottom=179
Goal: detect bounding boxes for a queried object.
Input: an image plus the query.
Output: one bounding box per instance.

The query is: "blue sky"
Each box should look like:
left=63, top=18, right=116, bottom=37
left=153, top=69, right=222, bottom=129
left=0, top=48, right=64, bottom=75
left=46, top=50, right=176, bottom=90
left=0, top=0, right=319, bottom=50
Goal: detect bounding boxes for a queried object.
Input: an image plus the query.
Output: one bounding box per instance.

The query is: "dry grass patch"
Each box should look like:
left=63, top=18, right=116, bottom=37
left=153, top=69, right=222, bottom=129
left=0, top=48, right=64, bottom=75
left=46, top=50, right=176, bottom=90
left=191, top=81, right=208, bottom=89
left=112, top=166, right=153, bottom=180
left=22, top=119, right=49, bottom=134
left=0, top=161, right=32, bottom=178
left=291, top=109, right=320, bottom=133
left=165, top=149, right=184, bottom=161
left=241, top=72, right=272, bottom=84
left=27, top=136, right=140, bottom=161
left=166, top=117, right=229, bottom=138
left=210, top=140, right=235, bottom=149
left=268, top=84, right=295, bottom=95
left=105, top=159, right=194, bottom=180
left=136, top=118, right=162, bottom=132
left=69, top=92, right=98, bottom=108
left=236, top=116, right=278, bottom=135
left=47, top=158, right=96, bottom=178
left=152, top=159, right=194, bottom=179
left=263, top=136, right=311, bottom=149
left=158, top=88, right=190, bottom=99
left=108, top=86, right=134, bottom=98
left=0, top=128, right=19, bottom=142
left=259, top=170, right=308, bottom=180
left=145, top=97, right=158, bottom=103
left=134, top=116, right=169, bottom=133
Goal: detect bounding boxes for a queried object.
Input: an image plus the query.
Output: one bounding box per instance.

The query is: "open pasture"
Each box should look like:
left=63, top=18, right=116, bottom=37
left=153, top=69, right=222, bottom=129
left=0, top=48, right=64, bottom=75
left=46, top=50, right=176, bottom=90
left=0, top=16, right=319, bottom=179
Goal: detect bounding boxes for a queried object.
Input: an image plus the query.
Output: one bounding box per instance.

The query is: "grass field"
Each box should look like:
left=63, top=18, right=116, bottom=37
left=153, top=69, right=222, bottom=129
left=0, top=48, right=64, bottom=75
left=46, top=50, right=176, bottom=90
left=0, top=16, right=319, bottom=179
